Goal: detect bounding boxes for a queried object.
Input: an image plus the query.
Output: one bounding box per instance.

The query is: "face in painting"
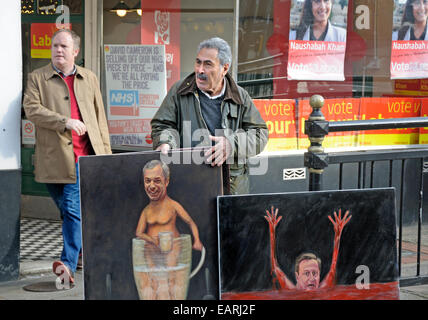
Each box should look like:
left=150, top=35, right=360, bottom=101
left=295, top=259, right=321, bottom=290
left=311, top=0, right=332, bottom=24
left=411, top=0, right=428, bottom=24
left=143, top=165, right=169, bottom=202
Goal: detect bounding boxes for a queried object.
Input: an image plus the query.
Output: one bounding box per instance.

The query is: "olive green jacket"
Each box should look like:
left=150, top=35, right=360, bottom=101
left=151, top=72, right=268, bottom=194
left=23, top=64, right=112, bottom=183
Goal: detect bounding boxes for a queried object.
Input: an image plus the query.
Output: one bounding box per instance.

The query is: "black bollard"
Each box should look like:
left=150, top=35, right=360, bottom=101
left=304, top=95, right=329, bottom=191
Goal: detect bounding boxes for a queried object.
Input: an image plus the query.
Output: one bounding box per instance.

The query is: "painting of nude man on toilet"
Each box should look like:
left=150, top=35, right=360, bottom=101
left=217, top=188, right=399, bottom=300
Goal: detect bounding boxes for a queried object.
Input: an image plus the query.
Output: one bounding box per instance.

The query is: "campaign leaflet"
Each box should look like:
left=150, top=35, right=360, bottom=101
left=287, top=0, right=348, bottom=81
left=104, top=45, right=167, bottom=147
left=391, top=0, right=428, bottom=79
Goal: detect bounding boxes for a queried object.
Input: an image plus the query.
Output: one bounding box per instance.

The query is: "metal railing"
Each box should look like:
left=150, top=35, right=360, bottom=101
left=304, top=95, right=428, bottom=287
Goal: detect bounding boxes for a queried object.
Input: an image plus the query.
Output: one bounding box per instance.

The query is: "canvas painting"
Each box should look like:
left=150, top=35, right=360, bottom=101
left=218, top=188, right=399, bottom=300
left=79, top=149, right=223, bottom=299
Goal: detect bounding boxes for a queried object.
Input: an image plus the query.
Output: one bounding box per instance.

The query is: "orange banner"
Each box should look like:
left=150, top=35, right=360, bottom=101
left=255, top=97, right=428, bottom=152
left=358, top=97, right=421, bottom=146
left=298, top=98, right=360, bottom=149
left=253, top=99, right=297, bottom=151
left=418, top=99, right=428, bottom=144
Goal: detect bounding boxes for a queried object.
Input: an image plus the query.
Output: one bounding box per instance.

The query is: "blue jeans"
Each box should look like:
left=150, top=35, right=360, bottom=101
left=45, top=163, right=81, bottom=273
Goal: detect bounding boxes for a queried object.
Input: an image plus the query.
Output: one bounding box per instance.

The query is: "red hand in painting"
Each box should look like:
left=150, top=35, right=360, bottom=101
left=264, top=206, right=282, bottom=231
left=321, top=209, right=352, bottom=289
left=328, top=209, right=352, bottom=240
left=264, top=206, right=294, bottom=290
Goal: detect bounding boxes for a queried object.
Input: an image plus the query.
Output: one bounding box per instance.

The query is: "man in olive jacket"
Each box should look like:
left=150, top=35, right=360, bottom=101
left=151, top=37, right=268, bottom=194
left=23, top=29, right=111, bottom=285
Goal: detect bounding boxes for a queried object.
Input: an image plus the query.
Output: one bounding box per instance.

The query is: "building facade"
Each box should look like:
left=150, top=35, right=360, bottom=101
left=17, top=0, right=428, bottom=210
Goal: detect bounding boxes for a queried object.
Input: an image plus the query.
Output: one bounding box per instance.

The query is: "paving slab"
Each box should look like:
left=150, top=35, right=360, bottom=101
left=0, top=271, right=83, bottom=300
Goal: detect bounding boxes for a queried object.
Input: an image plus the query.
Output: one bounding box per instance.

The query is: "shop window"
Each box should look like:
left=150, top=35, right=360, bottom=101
left=237, top=0, right=274, bottom=99
left=102, top=0, right=235, bottom=150
left=99, top=0, right=428, bottom=151
left=63, top=0, right=83, bottom=14
left=21, top=0, right=83, bottom=15
left=21, top=0, right=35, bottom=14
left=102, top=0, right=234, bottom=80
left=37, top=0, right=61, bottom=15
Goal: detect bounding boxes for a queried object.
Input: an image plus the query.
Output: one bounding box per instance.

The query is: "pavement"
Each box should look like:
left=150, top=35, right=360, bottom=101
left=0, top=261, right=84, bottom=300
left=0, top=260, right=426, bottom=300
left=1, top=215, right=426, bottom=300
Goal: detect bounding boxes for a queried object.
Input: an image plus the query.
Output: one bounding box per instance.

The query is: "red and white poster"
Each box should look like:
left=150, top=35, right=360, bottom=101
left=391, top=41, right=428, bottom=79
left=104, top=45, right=167, bottom=147
left=287, top=0, right=348, bottom=81
left=140, top=0, right=180, bottom=90
left=22, top=119, right=36, bottom=145
left=391, top=0, right=428, bottom=79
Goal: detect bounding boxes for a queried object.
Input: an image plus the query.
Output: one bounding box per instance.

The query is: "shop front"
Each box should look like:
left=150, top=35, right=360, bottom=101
left=20, top=0, right=428, bottom=209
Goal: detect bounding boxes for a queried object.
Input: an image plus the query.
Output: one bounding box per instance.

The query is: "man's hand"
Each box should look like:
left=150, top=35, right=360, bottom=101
left=156, top=143, right=171, bottom=155
left=204, top=135, right=232, bottom=167
left=66, top=119, right=87, bottom=136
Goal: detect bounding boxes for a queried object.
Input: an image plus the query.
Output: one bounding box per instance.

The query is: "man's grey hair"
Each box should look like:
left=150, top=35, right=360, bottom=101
left=143, top=159, right=170, bottom=180
left=197, top=37, right=232, bottom=68
left=52, top=28, right=80, bottom=50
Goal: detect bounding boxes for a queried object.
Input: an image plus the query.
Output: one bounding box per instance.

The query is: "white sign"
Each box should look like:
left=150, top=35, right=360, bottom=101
left=22, top=119, right=36, bottom=145
left=104, top=45, right=167, bottom=147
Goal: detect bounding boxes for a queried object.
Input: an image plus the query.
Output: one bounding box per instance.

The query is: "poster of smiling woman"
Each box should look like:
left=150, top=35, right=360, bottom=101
left=287, top=0, right=348, bottom=81
left=391, top=0, right=428, bottom=79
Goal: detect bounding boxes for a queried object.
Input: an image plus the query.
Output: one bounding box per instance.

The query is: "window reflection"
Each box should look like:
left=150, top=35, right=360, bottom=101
left=37, top=0, right=61, bottom=15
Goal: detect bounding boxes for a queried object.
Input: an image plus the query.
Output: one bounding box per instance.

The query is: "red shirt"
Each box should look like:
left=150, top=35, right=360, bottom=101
left=62, top=74, right=93, bottom=162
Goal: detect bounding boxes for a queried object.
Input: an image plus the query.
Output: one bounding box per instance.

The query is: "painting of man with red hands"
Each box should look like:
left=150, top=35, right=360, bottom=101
left=265, top=206, right=351, bottom=291
left=218, top=189, right=399, bottom=300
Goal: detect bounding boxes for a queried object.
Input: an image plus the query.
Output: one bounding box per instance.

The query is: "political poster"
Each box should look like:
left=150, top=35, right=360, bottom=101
left=391, top=0, right=428, bottom=79
left=394, top=79, right=428, bottom=96
left=298, top=97, right=360, bottom=149
left=417, top=98, right=428, bottom=144
left=287, top=0, right=348, bottom=81
left=140, top=0, right=181, bottom=90
left=104, top=44, right=167, bottom=147
left=358, top=97, right=421, bottom=146
left=254, top=99, right=298, bottom=151
left=30, top=23, right=71, bottom=59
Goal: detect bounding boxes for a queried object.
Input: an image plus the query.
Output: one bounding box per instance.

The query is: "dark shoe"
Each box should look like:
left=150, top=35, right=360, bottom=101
left=53, top=261, right=75, bottom=284
left=77, top=253, right=83, bottom=270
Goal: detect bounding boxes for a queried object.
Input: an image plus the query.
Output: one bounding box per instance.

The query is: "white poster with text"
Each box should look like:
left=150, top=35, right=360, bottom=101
left=104, top=44, right=167, bottom=147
